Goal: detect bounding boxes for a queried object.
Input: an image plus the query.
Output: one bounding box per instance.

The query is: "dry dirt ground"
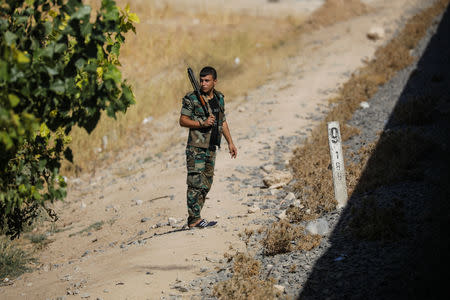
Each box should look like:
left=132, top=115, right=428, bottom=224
left=1, top=0, right=434, bottom=299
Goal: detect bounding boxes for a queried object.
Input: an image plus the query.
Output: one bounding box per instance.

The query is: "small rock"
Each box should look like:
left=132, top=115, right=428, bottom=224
left=80, top=202, right=87, bottom=209
left=360, top=101, right=370, bottom=109
left=306, top=218, right=330, bottom=236
left=141, top=217, right=151, bottom=223
left=274, top=284, right=285, bottom=293
left=134, top=199, right=143, bottom=206
left=173, top=285, right=188, bottom=293
left=367, top=26, right=385, bottom=40
left=248, top=206, right=260, bottom=214
left=238, top=107, right=246, bottom=113
left=261, top=164, right=276, bottom=174
left=284, top=192, right=296, bottom=201
left=3, top=278, right=9, bottom=283
left=80, top=293, right=90, bottom=299
left=293, top=200, right=301, bottom=207
left=277, top=210, right=287, bottom=220
left=270, top=189, right=279, bottom=196
left=168, top=217, right=177, bottom=226
left=81, top=250, right=90, bottom=257
left=263, top=171, right=292, bottom=188
left=142, top=116, right=153, bottom=124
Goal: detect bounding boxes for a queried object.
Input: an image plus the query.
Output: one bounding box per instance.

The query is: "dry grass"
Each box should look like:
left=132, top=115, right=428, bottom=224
left=262, top=220, right=321, bottom=255
left=63, top=0, right=307, bottom=174
left=289, top=0, right=450, bottom=222
left=0, top=237, right=35, bottom=279
left=303, top=0, right=369, bottom=30
left=213, top=252, right=280, bottom=300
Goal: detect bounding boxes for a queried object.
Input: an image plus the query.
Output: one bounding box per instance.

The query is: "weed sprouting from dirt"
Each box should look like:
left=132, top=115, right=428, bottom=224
left=213, top=252, right=280, bottom=300
left=25, top=233, right=53, bottom=250
left=238, top=228, right=255, bottom=249
left=0, top=238, right=35, bottom=279
left=262, top=220, right=296, bottom=255
left=262, top=220, right=321, bottom=255
left=289, top=0, right=450, bottom=224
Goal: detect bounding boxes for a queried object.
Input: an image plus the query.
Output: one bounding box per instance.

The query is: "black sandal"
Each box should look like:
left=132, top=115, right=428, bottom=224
left=190, top=219, right=217, bottom=229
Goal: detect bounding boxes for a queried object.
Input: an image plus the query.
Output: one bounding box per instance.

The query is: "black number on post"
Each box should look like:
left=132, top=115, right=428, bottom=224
left=330, top=127, right=339, bottom=143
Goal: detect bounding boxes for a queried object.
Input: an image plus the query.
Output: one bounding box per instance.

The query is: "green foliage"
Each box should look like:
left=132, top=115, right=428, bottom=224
left=0, top=0, right=138, bottom=238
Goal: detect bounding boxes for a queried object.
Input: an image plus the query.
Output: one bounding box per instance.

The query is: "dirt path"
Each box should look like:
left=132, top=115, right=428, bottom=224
left=1, top=0, right=432, bottom=299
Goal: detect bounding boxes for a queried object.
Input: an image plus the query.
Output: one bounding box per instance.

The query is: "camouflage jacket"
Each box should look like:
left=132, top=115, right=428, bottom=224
left=181, top=90, right=226, bottom=149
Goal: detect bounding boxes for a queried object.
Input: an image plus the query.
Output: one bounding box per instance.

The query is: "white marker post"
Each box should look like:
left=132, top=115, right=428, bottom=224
left=327, top=121, right=348, bottom=208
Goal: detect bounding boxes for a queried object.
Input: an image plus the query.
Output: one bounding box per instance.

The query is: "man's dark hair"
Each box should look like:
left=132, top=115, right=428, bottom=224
left=200, top=66, right=217, bottom=80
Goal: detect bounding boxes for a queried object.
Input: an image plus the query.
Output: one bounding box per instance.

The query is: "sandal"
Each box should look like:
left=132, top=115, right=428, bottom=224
left=189, top=219, right=217, bottom=229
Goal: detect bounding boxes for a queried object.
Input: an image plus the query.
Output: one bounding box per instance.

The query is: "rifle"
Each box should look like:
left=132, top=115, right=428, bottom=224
left=187, top=67, right=209, bottom=118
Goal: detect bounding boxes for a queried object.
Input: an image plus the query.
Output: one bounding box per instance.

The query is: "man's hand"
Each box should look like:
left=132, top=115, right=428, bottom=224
left=228, top=143, right=237, bottom=159
left=204, top=115, right=215, bottom=127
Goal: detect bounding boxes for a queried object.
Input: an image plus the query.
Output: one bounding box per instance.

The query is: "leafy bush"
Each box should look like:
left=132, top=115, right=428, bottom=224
left=0, top=0, right=138, bottom=238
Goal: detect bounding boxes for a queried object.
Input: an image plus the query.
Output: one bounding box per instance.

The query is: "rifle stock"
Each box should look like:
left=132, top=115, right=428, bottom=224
left=187, top=67, right=209, bottom=118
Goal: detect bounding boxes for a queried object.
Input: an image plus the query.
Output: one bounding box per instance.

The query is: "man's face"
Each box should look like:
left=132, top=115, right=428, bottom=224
left=200, top=74, right=216, bottom=94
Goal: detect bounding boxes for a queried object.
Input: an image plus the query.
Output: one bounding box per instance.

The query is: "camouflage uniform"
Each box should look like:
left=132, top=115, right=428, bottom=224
left=181, top=91, right=226, bottom=225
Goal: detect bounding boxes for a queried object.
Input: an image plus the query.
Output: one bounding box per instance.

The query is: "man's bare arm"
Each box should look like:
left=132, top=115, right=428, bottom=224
left=179, top=115, right=215, bottom=128
left=222, top=121, right=237, bottom=158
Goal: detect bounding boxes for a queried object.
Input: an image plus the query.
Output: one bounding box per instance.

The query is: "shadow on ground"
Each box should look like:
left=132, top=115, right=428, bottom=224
left=298, top=4, right=450, bottom=300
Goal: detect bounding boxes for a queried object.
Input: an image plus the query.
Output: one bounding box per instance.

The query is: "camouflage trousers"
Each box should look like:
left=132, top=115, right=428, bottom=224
left=185, top=145, right=216, bottom=226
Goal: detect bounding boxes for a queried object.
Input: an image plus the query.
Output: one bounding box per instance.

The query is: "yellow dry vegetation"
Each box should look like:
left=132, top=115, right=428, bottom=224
left=64, top=0, right=307, bottom=174
left=213, top=252, right=280, bottom=300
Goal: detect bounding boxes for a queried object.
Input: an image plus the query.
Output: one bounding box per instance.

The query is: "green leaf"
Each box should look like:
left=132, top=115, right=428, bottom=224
left=19, top=184, right=27, bottom=194
left=50, top=80, right=65, bottom=94
left=16, top=51, right=30, bottom=64
left=104, top=65, right=121, bottom=82
left=4, top=31, right=17, bottom=46
left=44, top=21, right=52, bottom=35
left=0, top=132, right=14, bottom=149
left=40, top=123, right=50, bottom=137
left=45, top=66, right=58, bottom=76
left=72, top=5, right=91, bottom=19
left=8, top=94, right=20, bottom=107
left=0, top=60, right=8, bottom=80
left=54, top=43, right=67, bottom=54
left=75, top=58, right=86, bottom=69
left=38, top=159, right=47, bottom=172
left=128, top=13, right=140, bottom=23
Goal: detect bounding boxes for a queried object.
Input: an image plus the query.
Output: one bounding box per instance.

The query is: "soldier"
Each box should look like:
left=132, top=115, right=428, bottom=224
left=180, top=66, right=237, bottom=228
